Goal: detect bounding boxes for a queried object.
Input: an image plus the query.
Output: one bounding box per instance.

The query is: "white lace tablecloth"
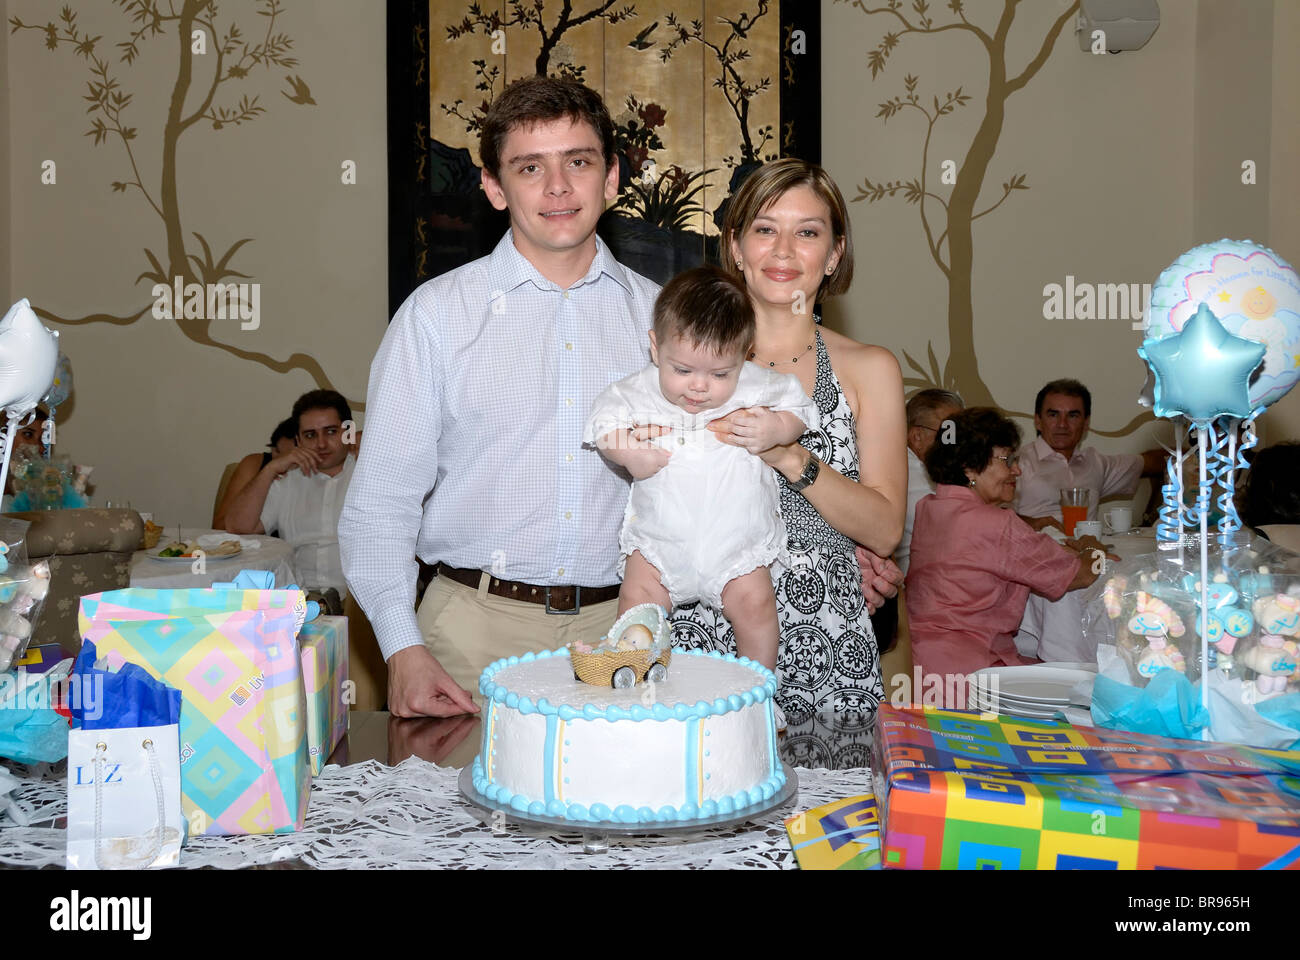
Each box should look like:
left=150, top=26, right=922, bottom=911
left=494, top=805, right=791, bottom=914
left=0, top=759, right=873, bottom=869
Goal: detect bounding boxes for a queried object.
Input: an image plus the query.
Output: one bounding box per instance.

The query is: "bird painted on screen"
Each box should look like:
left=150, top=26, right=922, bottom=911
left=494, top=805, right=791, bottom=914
left=628, top=21, right=659, bottom=50
left=282, top=75, right=316, bottom=105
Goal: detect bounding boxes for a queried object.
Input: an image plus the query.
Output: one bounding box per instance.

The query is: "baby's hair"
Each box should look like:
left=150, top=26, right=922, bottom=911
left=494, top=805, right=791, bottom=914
left=652, top=265, right=755, bottom=358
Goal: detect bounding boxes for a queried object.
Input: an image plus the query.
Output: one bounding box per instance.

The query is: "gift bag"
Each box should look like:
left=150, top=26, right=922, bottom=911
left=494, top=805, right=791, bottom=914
left=78, top=588, right=311, bottom=835
left=67, top=725, right=182, bottom=869
left=67, top=643, right=183, bottom=869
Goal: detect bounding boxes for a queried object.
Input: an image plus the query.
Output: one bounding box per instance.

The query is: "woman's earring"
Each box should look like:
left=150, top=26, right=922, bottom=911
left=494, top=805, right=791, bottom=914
left=968, top=477, right=977, bottom=487
left=736, top=258, right=743, bottom=269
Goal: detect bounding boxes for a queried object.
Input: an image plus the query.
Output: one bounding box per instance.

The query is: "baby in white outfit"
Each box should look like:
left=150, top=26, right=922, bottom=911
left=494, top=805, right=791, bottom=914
left=584, top=266, right=818, bottom=674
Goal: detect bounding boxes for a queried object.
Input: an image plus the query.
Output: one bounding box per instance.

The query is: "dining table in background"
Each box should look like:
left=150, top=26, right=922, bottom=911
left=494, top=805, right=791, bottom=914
left=1014, top=526, right=1159, bottom=663
left=128, top=529, right=301, bottom=590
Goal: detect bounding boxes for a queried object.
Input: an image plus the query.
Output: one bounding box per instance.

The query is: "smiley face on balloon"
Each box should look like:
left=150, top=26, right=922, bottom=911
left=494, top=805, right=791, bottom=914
left=1143, top=240, right=1300, bottom=415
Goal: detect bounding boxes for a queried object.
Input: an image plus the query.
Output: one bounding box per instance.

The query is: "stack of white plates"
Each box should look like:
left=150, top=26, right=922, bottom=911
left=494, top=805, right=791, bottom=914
left=966, top=663, right=1097, bottom=722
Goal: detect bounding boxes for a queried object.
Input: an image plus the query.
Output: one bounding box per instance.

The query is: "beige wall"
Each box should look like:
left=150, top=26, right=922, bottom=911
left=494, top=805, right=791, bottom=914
left=1264, top=0, right=1300, bottom=442
left=0, top=0, right=11, bottom=309
left=822, top=0, right=1299, bottom=503
left=5, top=0, right=388, bottom=528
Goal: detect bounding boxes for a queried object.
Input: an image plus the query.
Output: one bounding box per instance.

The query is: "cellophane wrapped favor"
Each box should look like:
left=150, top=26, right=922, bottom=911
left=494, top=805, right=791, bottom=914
left=1082, top=532, right=1300, bottom=747
left=0, top=517, right=53, bottom=673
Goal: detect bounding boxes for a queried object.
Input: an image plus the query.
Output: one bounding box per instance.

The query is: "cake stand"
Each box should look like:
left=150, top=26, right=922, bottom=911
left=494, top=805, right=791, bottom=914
left=457, top=762, right=800, bottom=854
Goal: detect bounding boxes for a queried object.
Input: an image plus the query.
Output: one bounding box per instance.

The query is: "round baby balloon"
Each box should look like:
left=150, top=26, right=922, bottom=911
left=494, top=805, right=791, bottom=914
left=0, top=300, right=59, bottom=420
left=45, top=351, right=73, bottom=408
left=1143, top=240, right=1300, bottom=410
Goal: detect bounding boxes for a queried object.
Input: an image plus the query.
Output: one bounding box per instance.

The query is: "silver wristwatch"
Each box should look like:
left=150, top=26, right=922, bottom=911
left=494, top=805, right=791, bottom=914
left=788, top=452, right=820, bottom=493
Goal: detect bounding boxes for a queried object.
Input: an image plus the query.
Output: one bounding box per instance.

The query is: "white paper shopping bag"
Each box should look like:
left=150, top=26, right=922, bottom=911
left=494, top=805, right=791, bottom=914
left=67, top=724, right=183, bottom=869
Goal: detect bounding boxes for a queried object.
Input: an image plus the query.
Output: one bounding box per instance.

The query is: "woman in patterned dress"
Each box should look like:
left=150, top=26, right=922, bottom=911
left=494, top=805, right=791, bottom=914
left=671, top=159, right=907, bottom=740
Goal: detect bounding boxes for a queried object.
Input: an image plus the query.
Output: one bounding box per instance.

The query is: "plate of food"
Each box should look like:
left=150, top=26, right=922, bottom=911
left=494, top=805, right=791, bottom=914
left=150, top=539, right=242, bottom=561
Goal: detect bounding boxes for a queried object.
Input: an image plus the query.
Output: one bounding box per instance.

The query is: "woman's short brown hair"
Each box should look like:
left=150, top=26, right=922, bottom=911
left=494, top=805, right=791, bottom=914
left=720, top=158, right=855, bottom=301
left=479, top=76, right=616, bottom=180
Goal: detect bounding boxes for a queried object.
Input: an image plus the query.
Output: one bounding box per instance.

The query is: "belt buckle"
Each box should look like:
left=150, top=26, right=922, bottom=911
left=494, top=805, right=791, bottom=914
left=545, top=586, right=580, bottom=616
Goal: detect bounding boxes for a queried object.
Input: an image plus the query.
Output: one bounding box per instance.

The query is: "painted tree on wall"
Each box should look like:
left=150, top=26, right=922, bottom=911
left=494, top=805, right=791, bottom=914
left=8, top=0, right=336, bottom=389
left=840, top=0, right=1079, bottom=412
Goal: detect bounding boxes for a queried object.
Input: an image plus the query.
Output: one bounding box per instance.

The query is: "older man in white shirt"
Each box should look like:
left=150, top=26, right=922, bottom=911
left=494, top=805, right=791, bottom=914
left=1015, top=379, right=1164, bottom=530
left=896, top=389, right=963, bottom=574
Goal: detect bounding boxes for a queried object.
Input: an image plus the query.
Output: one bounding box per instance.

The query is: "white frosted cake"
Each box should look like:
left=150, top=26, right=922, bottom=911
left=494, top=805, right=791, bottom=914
left=471, top=647, right=785, bottom=824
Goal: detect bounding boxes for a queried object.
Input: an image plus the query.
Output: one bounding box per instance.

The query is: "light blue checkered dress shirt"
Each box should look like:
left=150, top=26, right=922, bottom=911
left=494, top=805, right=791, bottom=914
left=340, top=232, right=660, bottom=659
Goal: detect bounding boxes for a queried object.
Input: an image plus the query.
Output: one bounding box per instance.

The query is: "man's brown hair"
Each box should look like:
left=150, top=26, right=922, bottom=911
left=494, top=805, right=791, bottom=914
left=653, top=266, right=755, bottom=359
left=479, top=76, right=616, bottom=179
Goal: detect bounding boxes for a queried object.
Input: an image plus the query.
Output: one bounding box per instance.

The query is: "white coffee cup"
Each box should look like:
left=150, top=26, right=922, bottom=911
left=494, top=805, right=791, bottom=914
left=1104, top=506, right=1133, bottom=534
left=1074, top=520, right=1103, bottom=538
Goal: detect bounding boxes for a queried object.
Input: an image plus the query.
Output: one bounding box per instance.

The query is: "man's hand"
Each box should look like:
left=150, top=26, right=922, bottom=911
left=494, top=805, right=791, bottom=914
left=710, top=407, right=805, bottom=455
left=595, top=424, right=673, bottom=480
left=268, top=446, right=323, bottom=478
left=1020, top=514, right=1065, bottom=534
left=387, top=646, right=479, bottom=718
left=855, top=546, right=904, bottom=614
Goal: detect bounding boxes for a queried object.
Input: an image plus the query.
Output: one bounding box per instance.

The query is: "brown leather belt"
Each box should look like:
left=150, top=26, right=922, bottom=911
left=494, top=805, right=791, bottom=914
left=437, top=564, right=619, bottom=615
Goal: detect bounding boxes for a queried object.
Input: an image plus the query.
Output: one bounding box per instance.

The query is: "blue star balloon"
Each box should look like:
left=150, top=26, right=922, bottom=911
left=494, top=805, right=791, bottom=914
left=1138, top=302, right=1265, bottom=423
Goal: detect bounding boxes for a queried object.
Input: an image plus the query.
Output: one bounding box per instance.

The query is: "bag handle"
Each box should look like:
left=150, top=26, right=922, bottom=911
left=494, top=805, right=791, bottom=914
left=92, top=737, right=167, bottom=869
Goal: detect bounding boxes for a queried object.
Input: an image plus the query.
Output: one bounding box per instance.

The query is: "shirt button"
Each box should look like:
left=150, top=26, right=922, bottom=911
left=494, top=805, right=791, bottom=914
left=565, top=398, right=573, bottom=406
left=565, top=454, right=574, bottom=462
left=557, top=567, right=565, bottom=577
left=565, top=343, right=573, bottom=351
left=563, top=291, right=571, bottom=300
left=564, top=511, right=572, bottom=520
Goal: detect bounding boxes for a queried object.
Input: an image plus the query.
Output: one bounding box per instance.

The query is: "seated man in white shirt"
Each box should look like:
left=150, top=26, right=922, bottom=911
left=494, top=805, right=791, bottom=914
left=896, top=388, right=963, bottom=574
left=224, top=389, right=356, bottom=611
left=1015, top=378, right=1164, bottom=531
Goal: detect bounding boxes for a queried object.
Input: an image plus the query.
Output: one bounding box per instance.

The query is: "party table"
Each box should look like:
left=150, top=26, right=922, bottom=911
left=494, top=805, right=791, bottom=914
left=128, top=530, right=300, bottom=589
left=1015, top=526, right=1159, bottom=662
left=0, top=713, right=873, bottom=870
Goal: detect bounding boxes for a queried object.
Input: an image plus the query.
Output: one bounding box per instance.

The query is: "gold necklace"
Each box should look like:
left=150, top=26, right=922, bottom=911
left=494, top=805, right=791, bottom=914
left=748, top=341, right=813, bottom=367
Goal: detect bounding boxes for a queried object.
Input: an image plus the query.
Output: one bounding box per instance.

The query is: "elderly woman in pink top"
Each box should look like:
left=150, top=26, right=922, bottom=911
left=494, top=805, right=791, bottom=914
left=905, top=408, right=1106, bottom=687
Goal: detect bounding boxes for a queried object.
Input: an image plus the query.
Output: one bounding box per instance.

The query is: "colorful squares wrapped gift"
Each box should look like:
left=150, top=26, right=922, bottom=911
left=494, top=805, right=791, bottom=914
left=872, top=704, right=1300, bottom=869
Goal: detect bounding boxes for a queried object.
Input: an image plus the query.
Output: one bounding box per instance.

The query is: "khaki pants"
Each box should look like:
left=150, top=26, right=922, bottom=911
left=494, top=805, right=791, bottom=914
left=417, top=573, right=619, bottom=702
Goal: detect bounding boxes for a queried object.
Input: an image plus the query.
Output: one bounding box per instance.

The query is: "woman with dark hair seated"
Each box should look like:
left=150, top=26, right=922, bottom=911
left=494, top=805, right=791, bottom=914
left=905, top=407, right=1107, bottom=684
left=1237, top=441, right=1300, bottom=553
left=212, top=417, right=298, bottom=530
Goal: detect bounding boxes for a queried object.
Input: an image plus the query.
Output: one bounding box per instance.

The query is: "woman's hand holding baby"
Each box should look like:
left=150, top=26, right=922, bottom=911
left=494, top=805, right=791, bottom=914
left=709, top=408, right=804, bottom=455
left=596, top=424, right=674, bottom=480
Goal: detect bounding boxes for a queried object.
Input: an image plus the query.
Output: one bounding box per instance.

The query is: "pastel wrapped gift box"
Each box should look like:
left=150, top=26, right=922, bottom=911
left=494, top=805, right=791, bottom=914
left=873, top=704, right=1300, bottom=870
left=78, top=588, right=311, bottom=836
left=299, top=615, right=348, bottom=776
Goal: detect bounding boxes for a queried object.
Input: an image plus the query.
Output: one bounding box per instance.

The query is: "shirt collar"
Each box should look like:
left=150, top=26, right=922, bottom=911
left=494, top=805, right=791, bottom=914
left=1032, top=435, right=1083, bottom=464
left=489, top=230, right=632, bottom=295
left=936, top=483, right=984, bottom=502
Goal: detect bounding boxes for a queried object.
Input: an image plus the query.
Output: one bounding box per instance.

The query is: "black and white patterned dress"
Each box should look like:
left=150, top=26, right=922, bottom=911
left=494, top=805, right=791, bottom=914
left=670, top=330, right=884, bottom=736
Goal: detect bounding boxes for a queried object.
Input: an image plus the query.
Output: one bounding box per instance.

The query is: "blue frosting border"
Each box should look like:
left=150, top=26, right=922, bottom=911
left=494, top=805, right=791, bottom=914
left=471, top=647, right=786, bottom=824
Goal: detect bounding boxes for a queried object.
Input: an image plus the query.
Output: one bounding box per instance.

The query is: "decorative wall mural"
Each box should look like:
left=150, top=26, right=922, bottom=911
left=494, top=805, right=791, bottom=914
left=8, top=1, right=341, bottom=392
left=841, top=0, right=1148, bottom=434
left=388, top=0, right=821, bottom=312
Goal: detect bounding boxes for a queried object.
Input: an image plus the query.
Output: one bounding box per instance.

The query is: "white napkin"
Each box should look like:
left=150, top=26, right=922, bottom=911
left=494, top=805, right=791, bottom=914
left=196, top=534, right=261, bottom=551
